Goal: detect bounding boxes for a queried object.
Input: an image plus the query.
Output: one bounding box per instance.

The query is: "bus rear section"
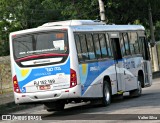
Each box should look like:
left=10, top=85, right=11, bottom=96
left=9, top=29, right=81, bottom=108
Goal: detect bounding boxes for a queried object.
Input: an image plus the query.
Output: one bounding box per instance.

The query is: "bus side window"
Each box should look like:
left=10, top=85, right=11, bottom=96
left=86, top=34, right=96, bottom=60
left=93, top=34, right=101, bottom=59
left=128, top=32, right=139, bottom=55
left=123, top=33, right=131, bottom=56
left=79, top=34, right=89, bottom=60
left=99, top=33, right=108, bottom=58
left=120, top=33, right=126, bottom=56
left=138, top=37, right=149, bottom=60
left=105, top=33, right=113, bottom=57
left=75, top=34, right=83, bottom=61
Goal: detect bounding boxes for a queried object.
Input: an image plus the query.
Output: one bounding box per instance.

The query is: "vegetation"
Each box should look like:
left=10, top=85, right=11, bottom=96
left=1, top=0, right=160, bottom=56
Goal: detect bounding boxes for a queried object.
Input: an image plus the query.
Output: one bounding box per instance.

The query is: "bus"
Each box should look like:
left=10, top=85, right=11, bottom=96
left=9, top=20, right=152, bottom=111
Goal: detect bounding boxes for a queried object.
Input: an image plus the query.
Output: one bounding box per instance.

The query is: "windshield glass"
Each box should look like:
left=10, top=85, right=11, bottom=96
left=13, top=31, right=68, bottom=59
left=13, top=31, right=69, bottom=67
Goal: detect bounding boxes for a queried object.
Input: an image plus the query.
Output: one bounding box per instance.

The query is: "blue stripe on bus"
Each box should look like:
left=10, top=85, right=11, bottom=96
left=80, top=59, right=116, bottom=95
left=80, top=57, right=141, bottom=95
left=15, top=58, right=70, bottom=91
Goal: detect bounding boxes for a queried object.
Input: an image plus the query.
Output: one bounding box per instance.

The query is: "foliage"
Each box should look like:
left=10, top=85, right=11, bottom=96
left=42, top=0, right=99, bottom=20
left=1, top=0, right=160, bottom=56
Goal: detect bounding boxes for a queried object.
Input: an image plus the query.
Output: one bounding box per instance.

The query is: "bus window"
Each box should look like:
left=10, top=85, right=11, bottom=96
left=120, top=33, right=126, bottom=56
left=13, top=31, right=69, bottom=67
left=139, top=37, right=149, bottom=60
left=128, top=32, right=139, bottom=55
left=86, top=34, right=96, bottom=60
left=123, top=33, right=131, bottom=56
left=13, top=36, right=33, bottom=59
left=105, top=33, right=113, bottom=57
left=99, top=34, right=108, bottom=58
left=75, top=34, right=83, bottom=61
left=79, top=34, right=89, bottom=60
left=37, top=33, right=66, bottom=51
left=93, top=34, right=101, bottom=59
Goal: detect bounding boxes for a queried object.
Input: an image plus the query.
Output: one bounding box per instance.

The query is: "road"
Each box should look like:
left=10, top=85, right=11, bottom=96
left=1, top=78, right=160, bottom=122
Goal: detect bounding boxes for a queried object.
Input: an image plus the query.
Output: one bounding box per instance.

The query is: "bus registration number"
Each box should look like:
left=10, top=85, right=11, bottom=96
left=34, top=79, right=55, bottom=86
left=34, top=79, right=55, bottom=90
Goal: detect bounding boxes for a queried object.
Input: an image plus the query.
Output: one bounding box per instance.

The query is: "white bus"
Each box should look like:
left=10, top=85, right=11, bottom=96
left=9, top=20, right=152, bottom=111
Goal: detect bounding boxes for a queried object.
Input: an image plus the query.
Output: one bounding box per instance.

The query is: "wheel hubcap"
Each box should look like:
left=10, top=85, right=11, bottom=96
left=105, top=86, right=110, bottom=102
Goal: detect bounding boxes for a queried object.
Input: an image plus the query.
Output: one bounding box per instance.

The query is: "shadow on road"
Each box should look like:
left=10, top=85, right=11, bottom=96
left=43, top=92, right=160, bottom=120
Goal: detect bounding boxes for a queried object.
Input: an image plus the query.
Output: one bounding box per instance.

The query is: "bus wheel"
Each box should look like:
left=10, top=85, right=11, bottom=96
left=130, top=81, right=142, bottom=97
left=44, top=101, right=65, bottom=112
left=101, top=81, right=111, bottom=106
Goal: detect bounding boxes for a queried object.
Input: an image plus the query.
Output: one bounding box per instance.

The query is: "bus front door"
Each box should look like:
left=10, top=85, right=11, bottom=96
left=111, top=38, right=125, bottom=93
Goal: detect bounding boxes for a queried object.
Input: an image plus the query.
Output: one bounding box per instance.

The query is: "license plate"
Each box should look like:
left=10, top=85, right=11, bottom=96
left=39, top=85, right=51, bottom=90
left=34, top=79, right=55, bottom=86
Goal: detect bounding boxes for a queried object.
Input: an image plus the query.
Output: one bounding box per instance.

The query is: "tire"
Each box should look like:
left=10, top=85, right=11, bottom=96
left=130, top=81, right=142, bottom=97
left=44, top=101, right=65, bottom=112
left=139, top=74, right=144, bottom=88
left=101, top=81, right=111, bottom=106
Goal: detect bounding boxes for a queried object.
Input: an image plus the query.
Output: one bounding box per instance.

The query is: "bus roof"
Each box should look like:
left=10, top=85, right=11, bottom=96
left=41, top=20, right=105, bottom=27
left=40, top=20, right=145, bottom=31
left=72, top=25, right=145, bottom=32
left=10, top=20, right=145, bottom=35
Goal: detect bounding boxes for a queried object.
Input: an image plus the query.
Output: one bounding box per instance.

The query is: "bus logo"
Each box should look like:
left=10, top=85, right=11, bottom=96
left=45, top=67, right=61, bottom=72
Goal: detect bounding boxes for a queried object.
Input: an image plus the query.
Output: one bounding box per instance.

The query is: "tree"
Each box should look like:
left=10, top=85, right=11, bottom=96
left=0, top=0, right=61, bottom=56
left=1, top=0, right=160, bottom=56
left=42, top=0, right=99, bottom=20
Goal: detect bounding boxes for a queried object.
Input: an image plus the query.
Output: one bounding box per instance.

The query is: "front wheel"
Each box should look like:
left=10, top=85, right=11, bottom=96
left=101, top=81, right=111, bottom=106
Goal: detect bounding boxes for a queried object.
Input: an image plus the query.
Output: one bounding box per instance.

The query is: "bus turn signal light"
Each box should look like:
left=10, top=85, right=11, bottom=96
left=13, top=75, right=21, bottom=93
left=70, top=69, right=77, bottom=88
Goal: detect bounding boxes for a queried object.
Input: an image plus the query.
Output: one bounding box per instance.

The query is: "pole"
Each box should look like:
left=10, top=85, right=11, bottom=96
left=98, top=0, right=106, bottom=22
left=148, top=3, right=159, bottom=71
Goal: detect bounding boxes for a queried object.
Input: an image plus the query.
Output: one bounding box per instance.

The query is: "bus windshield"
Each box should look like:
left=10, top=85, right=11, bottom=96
left=13, top=31, right=69, bottom=66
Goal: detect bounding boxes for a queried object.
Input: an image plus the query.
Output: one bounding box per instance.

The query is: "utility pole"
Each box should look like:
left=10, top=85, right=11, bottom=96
left=148, top=3, right=159, bottom=71
left=98, top=0, right=106, bottom=23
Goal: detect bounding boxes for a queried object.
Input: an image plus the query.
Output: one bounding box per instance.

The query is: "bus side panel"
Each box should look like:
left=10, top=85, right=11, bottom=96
left=123, top=57, right=141, bottom=92
left=80, top=60, right=117, bottom=98
left=79, top=63, right=103, bottom=97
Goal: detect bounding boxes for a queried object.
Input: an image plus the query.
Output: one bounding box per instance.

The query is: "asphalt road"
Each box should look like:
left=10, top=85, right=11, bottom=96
left=1, top=78, right=160, bottom=123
